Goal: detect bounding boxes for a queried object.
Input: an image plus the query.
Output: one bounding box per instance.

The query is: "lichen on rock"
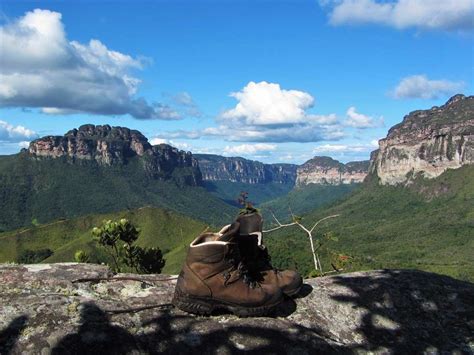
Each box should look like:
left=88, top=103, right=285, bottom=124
left=1, top=263, right=473, bottom=354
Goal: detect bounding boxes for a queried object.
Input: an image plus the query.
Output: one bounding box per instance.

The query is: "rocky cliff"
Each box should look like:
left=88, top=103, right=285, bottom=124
left=28, top=124, right=202, bottom=186
left=194, top=154, right=297, bottom=184
left=296, top=156, right=369, bottom=186
left=1, top=263, right=472, bottom=354
left=370, top=94, right=474, bottom=185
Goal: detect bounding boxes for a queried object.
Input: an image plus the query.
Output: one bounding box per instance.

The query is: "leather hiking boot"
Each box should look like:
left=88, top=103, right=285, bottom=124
left=239, top=235, right=303, bottom=297
left=236, top=213, right=303, bottom=297
left=172, top=223, right=284, bottom=317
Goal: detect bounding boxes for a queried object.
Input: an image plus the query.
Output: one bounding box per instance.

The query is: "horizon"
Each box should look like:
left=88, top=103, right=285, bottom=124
left=1, top=1, right=473, bottom=164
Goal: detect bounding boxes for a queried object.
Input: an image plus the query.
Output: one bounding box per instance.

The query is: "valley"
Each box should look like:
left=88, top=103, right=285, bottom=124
left=0, top=94, right=472, bottom=282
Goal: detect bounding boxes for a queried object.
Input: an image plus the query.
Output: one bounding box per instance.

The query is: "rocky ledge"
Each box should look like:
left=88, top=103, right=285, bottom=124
left=1, top=264, right=473, bottom=354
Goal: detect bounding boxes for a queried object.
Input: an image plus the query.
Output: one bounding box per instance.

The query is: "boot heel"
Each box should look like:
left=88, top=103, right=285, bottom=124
left=172, top=288, right=214, bottom=315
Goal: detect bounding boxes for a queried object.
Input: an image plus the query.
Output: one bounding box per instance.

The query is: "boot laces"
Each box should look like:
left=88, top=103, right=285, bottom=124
left=223, top=245, right=259, bottom=288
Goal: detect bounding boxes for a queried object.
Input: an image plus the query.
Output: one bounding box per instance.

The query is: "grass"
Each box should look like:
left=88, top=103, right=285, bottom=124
left=0, top=206, right=214, bottom=274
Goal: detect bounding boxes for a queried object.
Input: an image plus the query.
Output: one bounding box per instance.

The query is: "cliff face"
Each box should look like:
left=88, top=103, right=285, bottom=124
left=28, top=124, right=202, bottom=186
left=1, top=263, right=472, bottom=354
left=296, top=156, right=369, bottom=186
left=194, top=154, right=297, bottom=184
left=370, top=94, right=474, bottom=185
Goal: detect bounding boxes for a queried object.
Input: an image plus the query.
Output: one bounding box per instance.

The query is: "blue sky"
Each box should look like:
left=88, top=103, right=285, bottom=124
left=1, top=0, right=472, bottom=163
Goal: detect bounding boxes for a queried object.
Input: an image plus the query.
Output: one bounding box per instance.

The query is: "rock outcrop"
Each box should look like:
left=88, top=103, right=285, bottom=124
left=370, top=94, right=474, bottom=185
left=1, top=263, right=472, bottom=354
left=28, top=124, right=202, bottom=186
left=194, top=154, right=297, bottom=185
left=296, top=157, right=369, bottom=186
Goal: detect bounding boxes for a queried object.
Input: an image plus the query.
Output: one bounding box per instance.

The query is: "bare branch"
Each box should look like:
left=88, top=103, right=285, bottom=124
left=263, top=211, right=297, bottom=233
left=309, top=214, right=340, bottom=233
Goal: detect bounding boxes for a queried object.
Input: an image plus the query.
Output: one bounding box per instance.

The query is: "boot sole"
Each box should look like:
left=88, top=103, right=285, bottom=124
left=172, top=288, right=282, bottom=317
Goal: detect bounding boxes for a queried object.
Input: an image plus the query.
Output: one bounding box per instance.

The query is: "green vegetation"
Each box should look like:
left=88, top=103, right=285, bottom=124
left=0, top=206, right=210, bottom=274
left=260, top=183, right=359, bottom=220
left=92, top=218, right=165, bottom=273
left=17, top=248, right=53, bottom=264
left=74, top=250, right=89, bottom=263
left=0, top=153, right=237, bottom=231
left=202, top=180, right=293, bottom=206
left=263, top=166, right=474, bottom=282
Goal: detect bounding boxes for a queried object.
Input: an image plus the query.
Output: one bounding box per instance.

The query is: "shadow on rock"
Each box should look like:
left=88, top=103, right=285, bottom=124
left=51, top=302, right=139, bottom=355
left=295, top=283, right=313, bottom=298
left=330, top=269, right=474, bottom=353
left=0, top=315, right=28, bottom=355
left=137, top=309, right=343, bottom=354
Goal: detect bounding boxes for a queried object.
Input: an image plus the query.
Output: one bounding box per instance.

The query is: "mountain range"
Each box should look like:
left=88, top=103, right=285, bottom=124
left=0, top=94, right=472, bottom=281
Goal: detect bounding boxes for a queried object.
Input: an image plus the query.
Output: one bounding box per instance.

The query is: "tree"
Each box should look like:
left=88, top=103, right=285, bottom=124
left=92, top=219, right=165, bottom=274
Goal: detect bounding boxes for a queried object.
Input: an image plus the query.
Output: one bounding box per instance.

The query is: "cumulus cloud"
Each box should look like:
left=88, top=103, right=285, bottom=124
left=0, top=9, right=180, bottom=119
left=0, top=120, right=37, bottom=142
left=149, top=137, right=192, bottom=151
left=159, top=81, right=342, bottom=143
left=313, top=143, right=374, bottom=153
left=170, top=92, right=202, bottom=118
left=344, top=107, right=383, bottom=128
left=223, top=143, right=277, bottom=156
left=313, top=140, right=378, bottom=159
left=392, top=75, right=465, bottom=99
left=154, top=82, right=348, bottom=143
left=321, top=0, right=473, bottom=31
left=221, top=81, right=316, bottom=125
left=18, top=141, right=30, bottom=149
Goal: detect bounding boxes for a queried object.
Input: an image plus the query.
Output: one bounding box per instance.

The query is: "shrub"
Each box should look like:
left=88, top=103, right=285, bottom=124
left=92, top=218, right=165, bottom=274
left=17, top=248, right=53, bottom=264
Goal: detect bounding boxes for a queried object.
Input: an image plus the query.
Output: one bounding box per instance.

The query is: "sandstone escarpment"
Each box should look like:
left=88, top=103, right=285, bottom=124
left=28, top=124, right=202, bottom=186
left=194, top=154, right=297, bottom=184
left=1, top=263, right=472, bottom=354
left=296, top=157, right=369, bottom=186
left=370, top=94, right=474, bottom=185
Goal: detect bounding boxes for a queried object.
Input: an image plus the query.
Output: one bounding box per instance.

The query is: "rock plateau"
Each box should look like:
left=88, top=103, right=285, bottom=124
left=370, top=94, right=474, bottom=185
left=1, top=263, right=473, bottom=354
left=28, top=124, right=202, bottom=186
left=296, top=157, right=369, bottom=186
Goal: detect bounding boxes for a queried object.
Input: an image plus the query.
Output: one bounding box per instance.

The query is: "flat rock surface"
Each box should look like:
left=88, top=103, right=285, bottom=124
left=1, top=263, right=473, bottom=354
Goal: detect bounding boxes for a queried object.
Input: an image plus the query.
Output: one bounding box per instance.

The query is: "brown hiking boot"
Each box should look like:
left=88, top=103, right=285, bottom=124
left=172, top=223, right=284, bottom=317
left=236, top=213, right=303, bottom=297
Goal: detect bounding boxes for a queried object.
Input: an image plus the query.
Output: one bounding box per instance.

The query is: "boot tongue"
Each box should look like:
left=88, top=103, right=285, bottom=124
left=236, top=213, right=263, bottom=236
left=217, top=221, right=240, bottom=242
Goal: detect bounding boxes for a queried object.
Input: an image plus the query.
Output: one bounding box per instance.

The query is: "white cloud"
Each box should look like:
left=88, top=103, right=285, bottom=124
left=159, top=81, right=343, bottom=143
left=344, top=107, right=383, bottom=128
left=150, top=138, right=169, bottom=145
left=370, top=139, right=380, bottom=148
left=170, top=92, right=202, bottom=118
left=18, top=141, right=30, bottom=149
left=322, top=0, right=473, bottom=31
left=223, top=143, right=277, bottom=155
left=221, top=81, right=315, bottom=125
left=167, top=121, right=346, bottom=143
left=392, top=75, right=465, bottom=99
left=313, top=144, right=368, bottom=153
left=149, top=137, right=192, bottom=151
left=0, top=120, right=37, bottom=142
left=0, top=9, right=180, bottom=120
